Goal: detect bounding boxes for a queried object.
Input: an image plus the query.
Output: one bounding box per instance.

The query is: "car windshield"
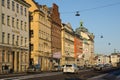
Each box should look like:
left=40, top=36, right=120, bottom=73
left=54, top=66, right=60, bottom=68
left=65, top=65, right=72, bottom=67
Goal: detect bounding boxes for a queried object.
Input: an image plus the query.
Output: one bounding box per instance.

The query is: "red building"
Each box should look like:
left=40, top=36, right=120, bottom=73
left=51, top=3, right=62, bottom=65
left=74, top=34, right=83, bottom=59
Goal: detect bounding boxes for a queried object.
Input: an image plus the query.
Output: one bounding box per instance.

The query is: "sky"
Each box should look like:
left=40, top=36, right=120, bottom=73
left=35, top=0, right=120, bottom=55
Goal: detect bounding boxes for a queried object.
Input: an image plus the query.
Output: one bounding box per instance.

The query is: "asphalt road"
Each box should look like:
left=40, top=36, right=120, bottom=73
left=0, top=68, right=119, bottom=80
left=26, top=70, right=101, bottom=80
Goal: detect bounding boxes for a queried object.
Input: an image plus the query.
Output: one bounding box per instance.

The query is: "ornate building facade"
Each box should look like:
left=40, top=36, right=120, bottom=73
left=25, top=0, right=52, bottom=71
left=75, top=21, right=95, bottom=66
left=51, top=3, right=62, bottom=66
left=0, top=0, right=30, bottom=73
left=61, top=23, right=75, bottom=65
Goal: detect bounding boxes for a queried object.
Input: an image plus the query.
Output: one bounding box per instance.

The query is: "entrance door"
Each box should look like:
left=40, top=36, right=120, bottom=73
left=12, top=51, right=15, bottom=72
left=16, top=52, right=19, bottom=72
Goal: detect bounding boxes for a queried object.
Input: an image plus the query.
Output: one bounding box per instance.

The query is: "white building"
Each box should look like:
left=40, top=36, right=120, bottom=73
left=0, top=0, right=30, bottom=73
left=75, top=21, right=95, bottom=66
left=110, top=53, right=120, bottom=67
left=104, top=55, right=110, bottom=64
left=95, top=54, right=110, bottom=65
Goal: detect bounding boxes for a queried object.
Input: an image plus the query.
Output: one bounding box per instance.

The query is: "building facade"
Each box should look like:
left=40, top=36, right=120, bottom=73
left=61, top=23, right=75, bottom=65
left=110, top=53, right=119, bottom=67
left=0, top=1, right=1, bottom=43
left=51, top=3, right=62, bottom=66
left=74, top=34, right=83, bottom=66
left=0, top=0, right=30, bottom=73
left=25, top=0, right=52, bottom=71
left=75, top=21, right=95, bottom=66
left=88, top=33, right=94, bottom=65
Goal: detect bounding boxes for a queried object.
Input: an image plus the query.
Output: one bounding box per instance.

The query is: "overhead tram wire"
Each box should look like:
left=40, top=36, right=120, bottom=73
left=80, top=1, right=120, bottom=12
left=60, top=2, right=120, bottom=15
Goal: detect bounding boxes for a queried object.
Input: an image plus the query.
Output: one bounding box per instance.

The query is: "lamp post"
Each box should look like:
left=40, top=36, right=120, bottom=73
left=75, top=11, right=80, bottom=16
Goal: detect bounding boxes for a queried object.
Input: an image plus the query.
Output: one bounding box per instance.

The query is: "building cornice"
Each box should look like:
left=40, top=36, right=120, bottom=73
left=15, top=0, right=31, bottom=8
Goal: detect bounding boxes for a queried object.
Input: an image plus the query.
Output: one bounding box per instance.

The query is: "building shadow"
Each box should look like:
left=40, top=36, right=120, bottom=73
left=64, top=77, right=82, bottom=80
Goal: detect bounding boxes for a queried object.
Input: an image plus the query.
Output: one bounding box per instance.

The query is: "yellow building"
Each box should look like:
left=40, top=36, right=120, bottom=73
left=61, top=23, right=75, bottom=65
left=0, top=1, right=1, bottom=43
left=0, top=0, right=30, bottom=73
left=25, top=0, right=52, bottom=71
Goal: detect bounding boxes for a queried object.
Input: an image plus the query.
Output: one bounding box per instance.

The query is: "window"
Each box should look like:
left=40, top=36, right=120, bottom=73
left=12, top=17, right=15, bottom=27
left=24, top=22, right=27, bottom=31
left=2, top=50, right=5, bottom=62
left=12, top=1, right=15, bottom=11
left=21, top=52, right=24, bottom=63
left=7, top=33, right=10, bottom=44
left=24, top=8, right=27, bottom=16
left=7, top=51, right=10, bottom=62
left=2, top=13, right=5, bottom=24
left=7, top=15, right=10, bottom=26
left=7, top=0, right=10, bottom=9
left=2, top=0, right=5, bottom=6
left=30, top=44, right=34, bottom=51
left=30, top=16, right=33, bottom=21
left=17, top=36, right=19, bottom=46
left=21, top=6, right=23, bottom=15
left=25, top=38, right=27, bottom=47
left=21, top=21, right=23, bottom=30
left=21, top=37, right=23, bottom=46
left=2, top=32, right=5, bottom=43
left=12, top=35, right=15, bottom=45
left=25, top=53, right=27, bottom=63
left=16, top=3, right=19, bottom=13
left=30, top=30, right=34, bottom=37
left=16, top=19, right=19, bottom=29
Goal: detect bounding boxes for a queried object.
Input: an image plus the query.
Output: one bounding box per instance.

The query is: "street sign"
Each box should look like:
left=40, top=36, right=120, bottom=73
left=53, top=52, right=61, bottom=59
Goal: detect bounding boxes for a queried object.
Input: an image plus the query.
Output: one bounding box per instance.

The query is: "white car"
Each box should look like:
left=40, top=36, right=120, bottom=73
left=63, top=64, right=79, bottom=73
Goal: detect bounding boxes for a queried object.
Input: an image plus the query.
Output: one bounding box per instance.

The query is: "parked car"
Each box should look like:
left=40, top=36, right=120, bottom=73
left=104, top=63, right=112, bottom=70
left=93, top=64, right=105, bottom=71
left=93, top=63, right=112, bottom=71
left=61, top=65, right=64, bottom=71
left=63, top=64, right=79, bottom=73
left=35, top=64, right=41, bottom=71
left=77, top=66, right=84, bottom=70
left=52, top=65, right=62, bottom=72
left=27, top=64, right=41, bottom=73
left=27, top=65, right=36, bottom=73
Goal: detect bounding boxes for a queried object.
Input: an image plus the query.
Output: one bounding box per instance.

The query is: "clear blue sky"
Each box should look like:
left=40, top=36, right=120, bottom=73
left=35, top=0, right=120, bottom=55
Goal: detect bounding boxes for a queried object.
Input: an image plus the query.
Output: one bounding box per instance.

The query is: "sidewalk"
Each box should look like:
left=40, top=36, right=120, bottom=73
left=88, top=74, right=120, bottom=80
left=0, top=72, right=27, bottom=79
left=0, top=71, right=53, bottom=79
left=88, top=69, right=120, bottom=80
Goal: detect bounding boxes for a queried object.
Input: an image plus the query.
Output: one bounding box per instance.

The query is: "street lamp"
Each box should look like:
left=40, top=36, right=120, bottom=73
left=108, top=43, right=111, bottom=45
left=75, top=11, right=80, bottom=16
left=100, top=35, right=103, bottom=38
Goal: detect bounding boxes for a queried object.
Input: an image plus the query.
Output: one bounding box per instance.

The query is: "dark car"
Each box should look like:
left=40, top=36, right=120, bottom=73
left=52, top=65, right=62, bottom=72
left=93, top=64, right=105, bottom=71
